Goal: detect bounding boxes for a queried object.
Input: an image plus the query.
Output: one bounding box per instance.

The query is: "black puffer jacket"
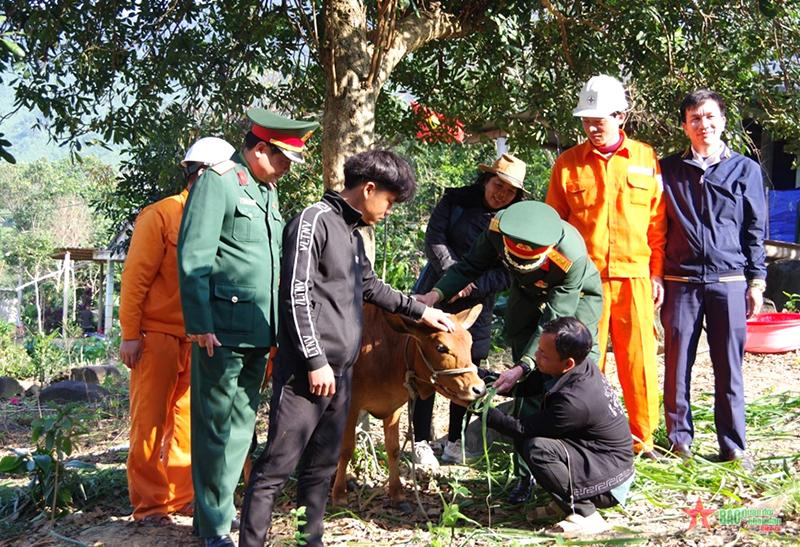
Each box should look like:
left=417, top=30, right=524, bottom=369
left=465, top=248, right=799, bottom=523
left=414, top=183, right=511, bottom=361
left=486, top=358, right=634, bottom=500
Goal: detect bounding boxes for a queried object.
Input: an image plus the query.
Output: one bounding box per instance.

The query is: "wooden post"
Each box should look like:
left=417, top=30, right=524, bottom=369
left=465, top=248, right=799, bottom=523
left=15, top=273, right=22, bottom=329
left=62, top=251, right=71, bottom=338
left=98, top=261, right=105, bottom=332
left=104, top=258, right=114, bottom=336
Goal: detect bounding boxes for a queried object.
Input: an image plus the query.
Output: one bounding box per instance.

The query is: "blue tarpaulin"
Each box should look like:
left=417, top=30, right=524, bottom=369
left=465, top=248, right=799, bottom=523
left=769, top=189, right=800, bottom=243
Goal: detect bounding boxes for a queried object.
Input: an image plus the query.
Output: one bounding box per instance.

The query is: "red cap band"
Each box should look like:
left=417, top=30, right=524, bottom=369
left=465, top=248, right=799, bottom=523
left=503, top=236, right=550, bottom=260
left=251, top=125, right=307, bottom=152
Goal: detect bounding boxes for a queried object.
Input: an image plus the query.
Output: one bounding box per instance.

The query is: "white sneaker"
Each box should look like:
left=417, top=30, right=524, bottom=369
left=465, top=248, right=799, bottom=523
left=413, top=441, right=440, bottom=468
left=441, top=439, right=465, bottom=464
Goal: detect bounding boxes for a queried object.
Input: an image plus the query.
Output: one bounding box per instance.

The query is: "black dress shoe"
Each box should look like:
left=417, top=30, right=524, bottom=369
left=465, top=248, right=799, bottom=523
left=507, top=477, right=535, bottom=505
left=204, top=535, right=235, bottom=547
left=669, top=443, right=692, bottom=460
left=721, top=448, right=754, bottom=472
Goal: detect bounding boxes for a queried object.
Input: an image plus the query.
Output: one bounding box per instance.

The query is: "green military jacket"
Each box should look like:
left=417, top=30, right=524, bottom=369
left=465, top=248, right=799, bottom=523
left=434, top=213, right=603, bottom=365
left=178, top=152, right=283, bottom=348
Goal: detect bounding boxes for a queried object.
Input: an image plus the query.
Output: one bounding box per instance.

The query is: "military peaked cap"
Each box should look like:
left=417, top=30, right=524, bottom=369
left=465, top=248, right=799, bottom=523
left=247, top=108, right=319, bottom=163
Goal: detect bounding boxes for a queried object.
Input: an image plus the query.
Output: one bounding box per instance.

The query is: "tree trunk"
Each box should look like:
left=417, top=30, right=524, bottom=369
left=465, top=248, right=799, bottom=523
left=322, top=89, right=380, bottom=191
left=319, top=0, right=491, bottom=260
left=321, top=0, right=379, bottom=191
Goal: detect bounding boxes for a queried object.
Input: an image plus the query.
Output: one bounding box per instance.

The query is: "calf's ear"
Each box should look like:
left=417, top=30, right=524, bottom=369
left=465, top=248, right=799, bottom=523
left=454, top=304, right=483, bottom=330
left=384, top=311, right=418, bottom=334
left=384, top=310, right=434, bottom=337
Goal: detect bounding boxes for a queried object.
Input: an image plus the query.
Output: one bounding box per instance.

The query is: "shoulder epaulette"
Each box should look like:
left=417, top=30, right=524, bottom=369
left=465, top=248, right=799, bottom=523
left=489, top=215, right=501, bottom=233
left=549, top=248, right=573, bottom=273
left=210, top=160, right=236, bottom=175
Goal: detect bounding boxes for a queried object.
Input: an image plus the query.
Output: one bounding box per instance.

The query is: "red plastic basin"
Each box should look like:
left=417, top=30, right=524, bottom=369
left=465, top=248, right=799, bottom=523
left=745, top=312, right=800, bottom=353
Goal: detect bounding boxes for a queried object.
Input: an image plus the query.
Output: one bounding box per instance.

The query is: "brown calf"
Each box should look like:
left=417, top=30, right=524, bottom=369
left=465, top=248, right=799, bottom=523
left=331, top=303, right=486, bottom=507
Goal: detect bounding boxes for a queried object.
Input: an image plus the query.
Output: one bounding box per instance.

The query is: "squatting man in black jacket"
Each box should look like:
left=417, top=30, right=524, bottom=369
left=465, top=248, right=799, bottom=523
left=238, top=150, right=456, bottom=547
left=475, top=317, right=635, bottom=537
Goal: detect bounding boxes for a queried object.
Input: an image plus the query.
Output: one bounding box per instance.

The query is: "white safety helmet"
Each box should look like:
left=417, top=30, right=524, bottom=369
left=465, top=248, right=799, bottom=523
left=181, top=136, right=235, bottom=169
left=572, top=75, right=628, bottom=118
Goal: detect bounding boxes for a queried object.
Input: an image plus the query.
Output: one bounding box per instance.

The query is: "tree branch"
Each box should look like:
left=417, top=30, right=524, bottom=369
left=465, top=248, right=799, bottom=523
left=379, top=1, right=501, bottom=88
left=540, top=0, right=575, bottom=70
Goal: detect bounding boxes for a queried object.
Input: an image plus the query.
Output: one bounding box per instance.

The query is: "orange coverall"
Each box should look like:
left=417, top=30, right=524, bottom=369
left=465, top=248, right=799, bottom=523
left=120, top=189, right=193, bottom=519
left=546, top=133, right=666, bottom=452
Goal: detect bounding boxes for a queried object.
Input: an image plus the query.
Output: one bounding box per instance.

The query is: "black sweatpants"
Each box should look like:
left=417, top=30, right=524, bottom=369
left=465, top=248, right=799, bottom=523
left=238, top=366, right=352, bottom=547
left=519, top=437, right=619, bottom=517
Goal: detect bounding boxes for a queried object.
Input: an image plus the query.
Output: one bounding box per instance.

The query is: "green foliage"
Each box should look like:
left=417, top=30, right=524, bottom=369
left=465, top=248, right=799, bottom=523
left=400, top=1, right=800, bottom=158
left=0, top=319, right=34, bottom=378
left=0, top=404, right=90, bottom=521
left=27, top=331, right=66, bottom=383
left=68, top=335, right=111, bottom=363
left=290, top=505, right=310, bottom=546
left=438, top=480, right=481, bottom=528
left=782, top=292, right=800, bottom=312
left=5, top=0, right=800, bottom=237
left=0, top=156, right=116, bottom=336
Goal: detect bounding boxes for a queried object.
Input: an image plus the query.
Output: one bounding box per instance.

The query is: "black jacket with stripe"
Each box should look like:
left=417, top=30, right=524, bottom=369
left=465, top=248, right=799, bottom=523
left=276, top=190, right=426, bottom=377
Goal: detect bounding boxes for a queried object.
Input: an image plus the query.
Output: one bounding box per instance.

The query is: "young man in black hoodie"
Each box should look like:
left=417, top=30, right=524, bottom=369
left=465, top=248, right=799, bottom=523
left=238, top=150, right=456, bottom=547
left=486, top=317, right=634, bottom=537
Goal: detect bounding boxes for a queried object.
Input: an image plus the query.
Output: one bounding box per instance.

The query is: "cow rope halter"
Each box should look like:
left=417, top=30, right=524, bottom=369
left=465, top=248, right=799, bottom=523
left=401, top=336, right=477, bottom=400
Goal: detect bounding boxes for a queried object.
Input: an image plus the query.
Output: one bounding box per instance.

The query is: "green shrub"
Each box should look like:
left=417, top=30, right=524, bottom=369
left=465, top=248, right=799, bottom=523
left=27, top=332, right=67, bottom=383
left=0, top=404, right=90, bottom=521
left=0, top=320, right=35, bottom=379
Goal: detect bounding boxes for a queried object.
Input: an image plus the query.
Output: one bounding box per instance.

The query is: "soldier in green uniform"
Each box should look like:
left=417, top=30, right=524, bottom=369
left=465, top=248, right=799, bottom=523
left=178, top=109, right=318, bottom=547
left=417, top=200, right=604, bottom=503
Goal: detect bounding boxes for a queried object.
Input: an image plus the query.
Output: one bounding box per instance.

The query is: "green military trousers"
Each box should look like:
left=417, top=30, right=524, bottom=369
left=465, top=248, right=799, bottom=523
left=191, top=344, right=268, bottom=538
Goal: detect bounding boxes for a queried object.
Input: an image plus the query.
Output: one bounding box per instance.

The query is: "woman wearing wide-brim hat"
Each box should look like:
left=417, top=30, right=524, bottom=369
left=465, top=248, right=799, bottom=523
left=411, top=153, right=525, bottom=468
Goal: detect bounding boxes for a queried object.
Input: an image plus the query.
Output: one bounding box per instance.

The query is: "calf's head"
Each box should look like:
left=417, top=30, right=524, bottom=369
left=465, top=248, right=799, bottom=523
left=385, top=304, right=487, bottom=403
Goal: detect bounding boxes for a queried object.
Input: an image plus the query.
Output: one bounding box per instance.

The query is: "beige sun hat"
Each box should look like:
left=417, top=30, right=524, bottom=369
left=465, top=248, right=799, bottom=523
left=478, top=153, right=526, bottom=190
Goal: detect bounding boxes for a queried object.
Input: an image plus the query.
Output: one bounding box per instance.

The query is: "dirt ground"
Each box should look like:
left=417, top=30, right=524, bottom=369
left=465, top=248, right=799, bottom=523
left=1, top=346, right=799, bottom=546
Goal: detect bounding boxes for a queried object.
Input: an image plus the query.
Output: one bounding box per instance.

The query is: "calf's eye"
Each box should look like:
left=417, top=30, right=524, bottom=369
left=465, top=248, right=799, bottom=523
left=436, top=344, right=448, bottom=353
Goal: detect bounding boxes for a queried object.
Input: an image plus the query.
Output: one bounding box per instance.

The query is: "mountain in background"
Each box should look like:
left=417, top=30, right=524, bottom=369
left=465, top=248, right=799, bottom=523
left=0, top=84, right=123, bottom=166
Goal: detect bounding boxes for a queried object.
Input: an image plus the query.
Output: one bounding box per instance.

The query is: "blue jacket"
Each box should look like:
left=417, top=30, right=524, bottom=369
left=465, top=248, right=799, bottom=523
left=659, top=147, right=766, bottom=283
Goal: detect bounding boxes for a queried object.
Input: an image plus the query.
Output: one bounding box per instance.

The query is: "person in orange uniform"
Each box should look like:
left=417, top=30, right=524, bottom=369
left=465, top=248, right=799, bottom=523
left=546, top=75, right=666, bottom=458
left=120, top=137, right=235, bottom=523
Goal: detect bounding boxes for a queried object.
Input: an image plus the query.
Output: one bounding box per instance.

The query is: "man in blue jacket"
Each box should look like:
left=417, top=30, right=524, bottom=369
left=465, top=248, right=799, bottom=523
left=659, top=89, right=766, bottom=467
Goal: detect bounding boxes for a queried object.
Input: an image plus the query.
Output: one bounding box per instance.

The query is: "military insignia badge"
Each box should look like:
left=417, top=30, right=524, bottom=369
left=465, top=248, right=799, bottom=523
left=534, top=280, right=548, bottom=289
left=548, top=249, right=573, bottom=272
left=489, top=216, right=501, bottom=232
left=237, top=171, right=248, bottom=186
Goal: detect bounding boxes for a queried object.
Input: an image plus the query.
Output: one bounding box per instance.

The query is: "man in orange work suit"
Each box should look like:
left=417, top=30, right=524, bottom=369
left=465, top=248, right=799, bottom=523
left=120, top=137, right=235, bottom=523
left=546, top=75, right=666, bottom=458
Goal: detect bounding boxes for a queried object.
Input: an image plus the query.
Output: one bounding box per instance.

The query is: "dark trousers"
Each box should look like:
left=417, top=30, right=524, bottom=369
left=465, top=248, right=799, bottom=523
left=412, top=321, right=490, bottom=443
left=238, top=366, right=353, bottom=547
left=662, top=280, right=747, bottom=455
left=412, top=395, right=469, bottom=443
left=519, top=437, right=618, bottom=517
left=191, top=345, right=267, bottom=538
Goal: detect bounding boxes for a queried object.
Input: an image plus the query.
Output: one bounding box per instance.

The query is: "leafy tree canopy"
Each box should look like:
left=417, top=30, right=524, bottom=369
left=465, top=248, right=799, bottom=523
left=1, top=0, right=798, bottom=230
left=0, top=156, right=116, bottom=284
